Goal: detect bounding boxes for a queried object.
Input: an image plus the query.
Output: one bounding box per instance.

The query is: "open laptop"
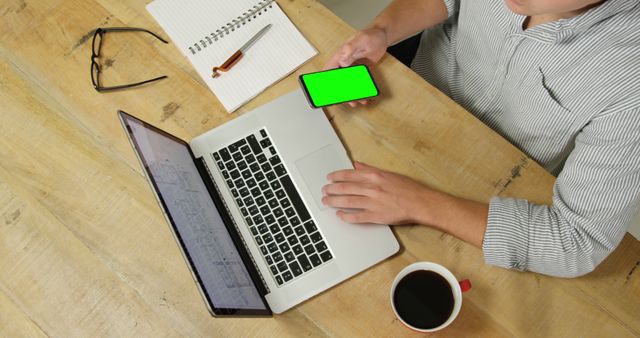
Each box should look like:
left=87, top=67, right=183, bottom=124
left=118, top=89, right=399, bottom=315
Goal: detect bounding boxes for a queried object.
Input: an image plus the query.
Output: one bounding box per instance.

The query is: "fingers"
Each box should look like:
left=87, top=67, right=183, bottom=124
left=327, top=168, right=367, bottom=183
left=321, top=194, right=370, bottom=209
left=323, top=43, right=357, bottom=70
left=322, top=182, right=378, bottom=197
left=336, top=209, right=381, bottom=224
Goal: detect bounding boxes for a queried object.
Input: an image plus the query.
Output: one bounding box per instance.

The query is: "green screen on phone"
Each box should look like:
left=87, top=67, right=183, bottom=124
left=300, top=65, right=379, bottom=107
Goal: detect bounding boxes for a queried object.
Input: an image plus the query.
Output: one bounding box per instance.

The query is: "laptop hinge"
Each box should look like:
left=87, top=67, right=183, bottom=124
left=194, top=156, right=271, bottom=297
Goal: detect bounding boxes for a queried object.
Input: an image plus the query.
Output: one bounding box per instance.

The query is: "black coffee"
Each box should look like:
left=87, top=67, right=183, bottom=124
left=393, top=270, right=454, bottom=329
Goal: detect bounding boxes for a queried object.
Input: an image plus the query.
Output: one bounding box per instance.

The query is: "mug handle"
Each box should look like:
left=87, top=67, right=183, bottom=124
left=459, top=279, right=472, bottom=293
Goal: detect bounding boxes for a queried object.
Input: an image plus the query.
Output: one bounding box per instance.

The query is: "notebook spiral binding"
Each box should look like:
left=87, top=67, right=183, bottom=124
left=188, top=0, right=275, bottom=55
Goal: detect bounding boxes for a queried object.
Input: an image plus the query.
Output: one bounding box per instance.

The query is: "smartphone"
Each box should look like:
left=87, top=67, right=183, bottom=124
left=299, top=64, right=380, bottom=108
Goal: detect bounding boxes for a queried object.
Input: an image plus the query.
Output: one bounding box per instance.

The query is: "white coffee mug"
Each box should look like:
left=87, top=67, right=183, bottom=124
left=390, top=262, right=472, bottom=332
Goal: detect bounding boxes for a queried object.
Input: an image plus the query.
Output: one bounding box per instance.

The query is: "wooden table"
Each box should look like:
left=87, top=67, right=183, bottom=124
left=1, top=0, right=638, bottom=336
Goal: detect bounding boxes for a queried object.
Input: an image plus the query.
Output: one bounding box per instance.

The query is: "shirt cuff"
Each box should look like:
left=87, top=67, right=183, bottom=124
left=482, top=196, right=531, bottom=271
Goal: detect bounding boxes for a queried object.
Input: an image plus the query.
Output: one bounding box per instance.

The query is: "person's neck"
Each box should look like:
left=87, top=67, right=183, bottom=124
left=523, top=2, right=604, bottom=30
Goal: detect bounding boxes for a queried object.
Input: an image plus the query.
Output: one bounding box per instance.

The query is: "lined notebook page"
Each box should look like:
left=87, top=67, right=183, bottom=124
left=147, top=0, right=317, bottom=112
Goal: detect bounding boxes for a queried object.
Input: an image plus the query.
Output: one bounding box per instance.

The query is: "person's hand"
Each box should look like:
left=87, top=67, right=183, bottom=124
left=323, top=27, right=389, bottom=107
left=321, top=162, right=429, bottom=225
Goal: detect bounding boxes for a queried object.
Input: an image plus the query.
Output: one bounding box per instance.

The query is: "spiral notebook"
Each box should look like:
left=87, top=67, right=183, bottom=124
left=147, top=0, right=317, bottom=112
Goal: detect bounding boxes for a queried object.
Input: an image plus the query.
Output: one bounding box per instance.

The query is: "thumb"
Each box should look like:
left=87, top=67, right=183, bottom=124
left=338, top=43, right=360, bottom=67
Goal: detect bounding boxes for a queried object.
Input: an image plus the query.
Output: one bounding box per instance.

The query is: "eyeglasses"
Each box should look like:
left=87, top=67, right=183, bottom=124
left=91, top=27, right=169, bottom=92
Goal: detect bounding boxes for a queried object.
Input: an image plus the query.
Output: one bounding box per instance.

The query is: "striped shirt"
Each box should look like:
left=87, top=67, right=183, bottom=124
left=411, top=0, right=640, bottom=277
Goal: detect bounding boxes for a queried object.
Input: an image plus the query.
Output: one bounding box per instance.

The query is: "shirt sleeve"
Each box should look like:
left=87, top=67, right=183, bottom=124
left=442, top=0, right=460, bottom=18
left=482, top=108, right=640, bottom=277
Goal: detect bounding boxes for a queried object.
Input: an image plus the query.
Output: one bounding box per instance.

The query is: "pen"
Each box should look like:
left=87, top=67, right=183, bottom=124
left=211, top=24, right=273, bottom=78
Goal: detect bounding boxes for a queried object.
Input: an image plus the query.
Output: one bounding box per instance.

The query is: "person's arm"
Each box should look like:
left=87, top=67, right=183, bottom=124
left=484, top=108, right=640, bottom=277
left=322, top=108, right=640, bottom=277
left=324, top=0, right=454, bottom=71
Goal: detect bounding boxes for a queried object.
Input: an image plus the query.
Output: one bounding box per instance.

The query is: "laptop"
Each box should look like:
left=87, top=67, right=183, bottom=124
left=118, top=89, right=399, bottom=315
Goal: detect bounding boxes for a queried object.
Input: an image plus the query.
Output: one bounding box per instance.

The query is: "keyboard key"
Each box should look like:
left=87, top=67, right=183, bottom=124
left=261, top=162, right=272, bottom=172
left=234, top=178, right=245, bottom=188
left=259, top=180, right=269, bottom=190
left=284, top=251, right=295, bottom=263
left=275, top=189, right=286, bottom=200
left=246, top=154, right=256, bottom=164
left=243, top=196, right=254, bottom=206
left=284, top=207, right=295, bottom=218
left=297, top=255, right=312, bottom=272
left=294, top=226, right=305, bottom=236
left=290, top=216, right=301, bottom=227
left=251, top=187, right=261, bottom=197
left=266, top=255, right=273, bottom=265
left=260, top=129, right=267, bottom=138
left=231, top=170, right=241, bottom=179
left=289, top=261, right=303, bottom=277
left=277, top=261, right=288, bottom=273
left=270, top=266, right=278, bottom=275
left=246, top=217, right=254, bottom=227
left=273, top=207, right=284, bottom=218
left=235, top=197, right=244, bottom=207
left=269, top=155, right=281, bottom=165
left=263, top=233, right=273, bottom=244
left=250, top=162, right=261, bottom=173
left=275, top=275, right=283, bottom=285
left=239, top=187, right=249, bottom=197
left=299, top=235, right=310, bottom=245
left=237, top=160, right=248, bottom=171
left=267, top=242, right=278, bottom=253
left=213, top=152, right=221, bottom=161
left=282, top=226, right=293, bottom=236
left=260, top=138, right=272, bottom=148
left=310, top=232, right=322, bottom=243
left=279, top=242, right=290, bottom=253
left=310, top=254, right=322, bottom=267
left=269, top=146, right=276, bottom=155
left=320, top=251, right=333, bottom=262
left=277, top=216, right=288, bottom=227
left=315, top=241, right=327, bottom=253
left=240, top=207, right=248, bottom=217
left=303, top=220, right=317, bottom=234
left=275, top=232, right=285, bottom=243
left=268, top=198, right=278, bottom=208
left=304, top=244, right=315, bottom=255
left=226, top=179, right=234, bottom=188
left=274, top=164, right=286, bottom=177
left=222, top=170, right=229, bottom=179
left=258, top=224, right=268, bottom=234
left=287, top=235, right=298, bottom=246
left=260, top=205, right=270, bottom=215
left=231, top=188, right=238, bottom=198
left=256, top=196, right=266, bottom=206
left=241, top=145, right=251, bottom=155
left=292, top=244, right=303, bottom=255
left=225, top=161, right=236, bottom=170
left=220, top=148, right=231, bottom=161
left=257, top=154, right=267, bottom=163
left=264, top=189, right=274, bottom=200
left=269, top=224, right=279, bottom=234
left=255, top=236, right=263, bottom=245
left=229, top=139, right=246, bottom=153
left=248, top=134, right=261, bottom=155
left=281, top=199, right=291, bottom=209
left=282, top=271, right=293, bottom=282
left=255, top=171, right=265, bottom=181
left=266, top=171, right=277, bottom=181
left=270, top=180, right=281, bottom=190
left=233, top=152, right=243, bottom=162
left=249, top=226, right=258, bottom=236
left=242, top=169, right=252, bottom=179
left=272, top=252, right=283, bottom=262
left=249, top=206, right=259, bottom=215
left=265, top=214, right=275, bottom=225
left=280, top=175, right=311, bottom=222
left=247, top=178, right=257, bottom=188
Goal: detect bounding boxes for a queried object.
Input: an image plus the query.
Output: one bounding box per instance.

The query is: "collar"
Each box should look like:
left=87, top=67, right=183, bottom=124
left=507, top=0, right=638, bottom=44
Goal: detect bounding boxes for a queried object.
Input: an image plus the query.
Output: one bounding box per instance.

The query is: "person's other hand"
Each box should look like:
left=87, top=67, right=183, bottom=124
left=321, top=162, right=429, bottom=225
left=323, top=27, right=388, bottom=107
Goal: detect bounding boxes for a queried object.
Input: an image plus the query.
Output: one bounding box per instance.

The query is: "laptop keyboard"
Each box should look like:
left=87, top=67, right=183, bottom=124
left=213, top=128, right=333, bottom=286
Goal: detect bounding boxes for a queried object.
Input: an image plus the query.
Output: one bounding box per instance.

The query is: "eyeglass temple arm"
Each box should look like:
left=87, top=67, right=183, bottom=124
left=97, top=27, right=169, bottom=44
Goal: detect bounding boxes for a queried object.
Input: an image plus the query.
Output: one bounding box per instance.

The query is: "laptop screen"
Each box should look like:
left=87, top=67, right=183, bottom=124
left=120, top=112, right=269, bottom=315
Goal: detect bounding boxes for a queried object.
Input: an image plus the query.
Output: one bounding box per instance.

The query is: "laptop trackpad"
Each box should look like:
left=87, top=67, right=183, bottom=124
left=295, top=145, right=349, bottom=211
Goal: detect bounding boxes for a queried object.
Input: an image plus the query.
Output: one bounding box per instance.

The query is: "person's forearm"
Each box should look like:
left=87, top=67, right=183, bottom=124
left=414, top=189, right=488, bottom=248
left=367, top=0, right=449, bottom=45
